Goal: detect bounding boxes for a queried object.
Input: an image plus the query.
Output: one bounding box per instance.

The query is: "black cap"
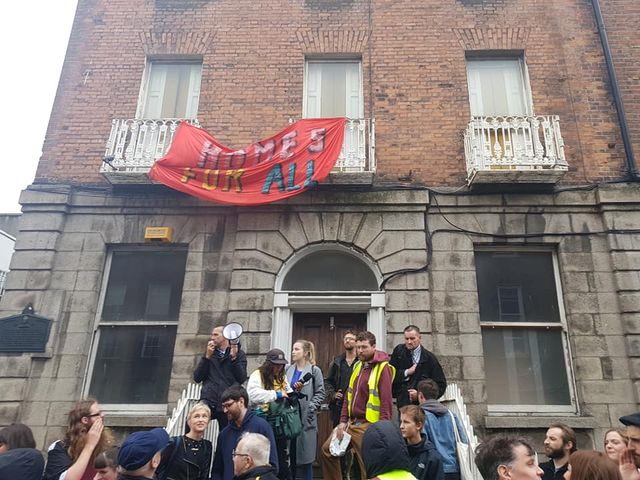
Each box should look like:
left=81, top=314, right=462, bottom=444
left=620, top=413, right=640, bottom=427
left=266, top=348, right=287, bottom=365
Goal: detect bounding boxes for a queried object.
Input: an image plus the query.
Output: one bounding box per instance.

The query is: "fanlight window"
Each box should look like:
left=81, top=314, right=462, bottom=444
left=282, top=250, right=378, bottom=291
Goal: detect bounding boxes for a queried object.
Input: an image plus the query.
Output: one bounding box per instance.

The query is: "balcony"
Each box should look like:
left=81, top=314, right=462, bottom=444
left=101, top=118, right=199, bottom=183
left=464, top=115, right=568, bottom=185
left=101, top=118, right=375, bottom=184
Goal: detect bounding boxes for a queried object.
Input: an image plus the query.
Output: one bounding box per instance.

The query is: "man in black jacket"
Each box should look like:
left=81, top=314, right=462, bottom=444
left=539, top=423, right=576, bottom=480
left=194, top=325, right=248, bottom=430
left=390, top=325, right=447, bottom=409
left=324, top=330, right=358, bottom=426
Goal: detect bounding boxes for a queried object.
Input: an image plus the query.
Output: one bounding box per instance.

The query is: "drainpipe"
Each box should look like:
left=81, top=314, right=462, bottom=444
left=591, top=0, right=639, bottom=180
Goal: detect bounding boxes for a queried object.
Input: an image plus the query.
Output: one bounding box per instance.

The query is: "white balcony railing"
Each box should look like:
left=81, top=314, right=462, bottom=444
left=333, top=118, right=376, bottom=173
left=102, top=118, right=375, bottom=177
left=102, top=118, right=200, bottom=174
left=464, top=115, right=568, bottom=184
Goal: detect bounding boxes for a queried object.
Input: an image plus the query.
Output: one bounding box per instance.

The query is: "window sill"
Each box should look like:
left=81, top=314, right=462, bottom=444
left=106, top=414, right=168, bottom=428
left=484, top=415, right=598, bottom=429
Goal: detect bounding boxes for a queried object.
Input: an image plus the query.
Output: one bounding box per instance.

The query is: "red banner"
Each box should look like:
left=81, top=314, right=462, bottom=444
left=148, top=118, right=346, bottom=206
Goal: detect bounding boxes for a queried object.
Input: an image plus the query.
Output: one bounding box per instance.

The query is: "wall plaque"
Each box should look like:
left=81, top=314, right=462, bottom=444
left=0, top=313, right=52, bottom=353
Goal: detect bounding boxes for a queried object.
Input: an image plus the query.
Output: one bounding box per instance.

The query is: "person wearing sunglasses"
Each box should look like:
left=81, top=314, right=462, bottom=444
left=43, top=399, right=114, bottom=480
left=232, top=433, right=278, bottom=480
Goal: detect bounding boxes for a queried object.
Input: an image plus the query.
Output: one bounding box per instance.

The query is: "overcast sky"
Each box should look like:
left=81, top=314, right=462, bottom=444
left=0, top=2, right=78, bottom=213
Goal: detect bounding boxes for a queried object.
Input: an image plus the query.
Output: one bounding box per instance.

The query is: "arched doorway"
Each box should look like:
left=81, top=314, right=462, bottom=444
left=272, top=243, right=386, bottom=453
left=271, top=243, right=386, bottom=358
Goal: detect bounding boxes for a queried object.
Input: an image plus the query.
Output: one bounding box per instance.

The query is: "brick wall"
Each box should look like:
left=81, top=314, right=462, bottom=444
left=600, top=0, right=640, bottom=176
left=35, top=0, right=629, bottom=185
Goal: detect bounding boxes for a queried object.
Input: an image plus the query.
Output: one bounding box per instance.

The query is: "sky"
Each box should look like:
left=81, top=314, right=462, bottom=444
left=0, top=2, right=78, bottom=213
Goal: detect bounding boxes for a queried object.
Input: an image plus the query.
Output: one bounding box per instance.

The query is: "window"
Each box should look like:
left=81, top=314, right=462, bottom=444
left=87, top=250, right=187, bottom=411
left=138, top=60, right=202, bottom=118
left=304, top=60, right=362, bottom=119
left=304, top=59, right=370, bottom=171
left=466, top=57, right=532, bottom=116
left=282, top=250, right=378, bottom=291
left=475, top=250, right=575, bottom=412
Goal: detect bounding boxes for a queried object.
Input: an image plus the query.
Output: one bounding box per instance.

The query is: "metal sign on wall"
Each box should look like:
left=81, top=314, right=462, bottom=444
left=0, top=313, right=52, bottom=353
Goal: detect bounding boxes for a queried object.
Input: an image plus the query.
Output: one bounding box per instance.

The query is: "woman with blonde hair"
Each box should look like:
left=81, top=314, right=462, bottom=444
left=157, top=402, right=213, bottom=480
left=603, top=428, right=628, bottom=465
left=564, top=450, right=622, bottom=480
left=286, top=339, right=325, bottom=480
left=44, top=398, right=114, bottom=480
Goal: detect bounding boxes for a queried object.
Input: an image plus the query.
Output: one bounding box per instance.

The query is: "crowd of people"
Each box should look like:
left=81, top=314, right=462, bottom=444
left=0, top=324, right=639, bottom=480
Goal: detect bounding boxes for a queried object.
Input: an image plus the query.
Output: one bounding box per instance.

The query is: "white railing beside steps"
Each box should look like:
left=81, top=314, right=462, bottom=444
left=440, top=383, right=480, bottom=448
left=165, top=383, right=219, bottom=444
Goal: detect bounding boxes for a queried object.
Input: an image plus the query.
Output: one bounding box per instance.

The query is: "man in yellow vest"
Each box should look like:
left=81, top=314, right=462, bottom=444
left=320, top=331, right=395, bottom=480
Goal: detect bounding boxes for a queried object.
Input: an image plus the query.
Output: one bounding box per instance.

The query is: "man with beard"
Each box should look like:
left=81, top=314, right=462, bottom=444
left=390, top=325, right=447, bottom=410
left=212, top=385, right=278, bottom=480
left=320, top=331, right=395, bottom=480
left=325, top=331, right=358, bottom=427
left=540, top=423, right=576, bottom=480
left=325, top=331, right=359, bottom=479
left=619, top=413, right=640, bottom=480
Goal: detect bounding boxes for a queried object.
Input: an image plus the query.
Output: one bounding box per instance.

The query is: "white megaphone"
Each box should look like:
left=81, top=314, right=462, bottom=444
left=222, top=322, right=243, bottom=345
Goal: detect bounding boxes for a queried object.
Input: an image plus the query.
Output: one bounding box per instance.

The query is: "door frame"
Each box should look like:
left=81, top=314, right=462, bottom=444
left=271, top=244, right=386, bottom=353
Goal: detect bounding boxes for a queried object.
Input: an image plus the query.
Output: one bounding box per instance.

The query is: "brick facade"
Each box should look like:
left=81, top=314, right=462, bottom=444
left=36, top=0, right=629, bottom=184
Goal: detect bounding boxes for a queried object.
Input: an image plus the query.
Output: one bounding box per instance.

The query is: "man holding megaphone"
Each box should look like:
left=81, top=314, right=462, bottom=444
left=194, top=323, right=248, bottom=429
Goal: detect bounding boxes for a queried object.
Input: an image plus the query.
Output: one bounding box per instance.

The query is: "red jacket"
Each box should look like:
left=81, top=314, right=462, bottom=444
left=340, top=350, right=393, bottom=423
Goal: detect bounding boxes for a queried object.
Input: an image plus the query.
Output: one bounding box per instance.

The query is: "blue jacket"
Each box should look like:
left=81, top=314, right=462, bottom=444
left=211, top=409, right=278, bottom=480
left=420, top=401, right=468, bottom=474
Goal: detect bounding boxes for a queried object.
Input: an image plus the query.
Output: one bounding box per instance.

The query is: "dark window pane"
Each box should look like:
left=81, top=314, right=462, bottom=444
left=282, top=251, right=378, bottom=291
left=475, top=251, right=560, bottom=323
left=89, top=325, right=177, bottom=403
left=482, top=327, right=571, bottom=405
left=102, top=251, right=187, bottom=322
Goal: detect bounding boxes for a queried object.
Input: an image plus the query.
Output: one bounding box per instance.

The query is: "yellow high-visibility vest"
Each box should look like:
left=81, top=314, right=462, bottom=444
left=376, top=471, right=418, bottom=479
left=346, top=360, right=395, bottom=423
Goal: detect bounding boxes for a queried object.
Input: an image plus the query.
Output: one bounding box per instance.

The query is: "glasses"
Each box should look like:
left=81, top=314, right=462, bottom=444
left=232, top=449, right=251, bottom=458
left=221, top=400, right=236, bottom=410
left=86, top=411, right=103, bottom=418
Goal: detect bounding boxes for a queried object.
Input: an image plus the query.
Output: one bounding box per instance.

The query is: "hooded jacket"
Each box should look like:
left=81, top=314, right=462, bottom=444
left=362, top=421, right=416, bottom=480
left=420, top=400, right=467, bottom=474
left=0, top=448, right=44, bottom=480
left=406, top=434, right=445, bottom=480
left=211, top=409, right=278, bottom=480
left=340, top=350, right=394, bottom=423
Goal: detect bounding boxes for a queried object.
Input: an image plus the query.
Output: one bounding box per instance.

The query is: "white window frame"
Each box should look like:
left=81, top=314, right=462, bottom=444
left=465, top=56, right=535, bottom=117
left=82, top=247, right=185, bottom=416
left=302, top=58, right=364, bottom=119
left=476, top=246, right=579, bottom=415
left=135, top=58, right=203, bottom=120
